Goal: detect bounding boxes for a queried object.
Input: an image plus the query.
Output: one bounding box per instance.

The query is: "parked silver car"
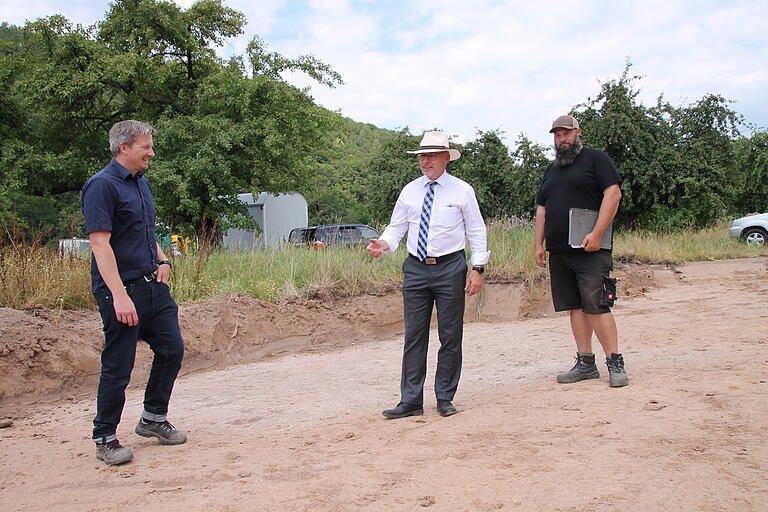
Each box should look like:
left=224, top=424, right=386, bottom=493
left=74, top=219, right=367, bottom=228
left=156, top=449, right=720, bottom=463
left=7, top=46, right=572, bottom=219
left=729, top=213, right=768, bottom=246
left=288, top=224, right=380, bottom=248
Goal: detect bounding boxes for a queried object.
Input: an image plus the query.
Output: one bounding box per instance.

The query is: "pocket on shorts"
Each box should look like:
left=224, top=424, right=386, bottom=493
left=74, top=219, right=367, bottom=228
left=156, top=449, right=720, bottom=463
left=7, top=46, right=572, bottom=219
left=599, top=275, right=618, bottom=308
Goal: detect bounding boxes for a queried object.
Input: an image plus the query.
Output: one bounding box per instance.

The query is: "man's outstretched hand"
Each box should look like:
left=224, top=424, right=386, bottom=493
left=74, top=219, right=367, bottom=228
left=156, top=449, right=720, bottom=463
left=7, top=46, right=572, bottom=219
left=366, top=238, right=389, bottom=258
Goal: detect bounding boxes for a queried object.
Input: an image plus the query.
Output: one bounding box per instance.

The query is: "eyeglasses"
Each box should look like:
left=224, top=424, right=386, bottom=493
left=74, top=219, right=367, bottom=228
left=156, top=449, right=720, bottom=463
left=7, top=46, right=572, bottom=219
left=418, top=153, right=444, bottom=160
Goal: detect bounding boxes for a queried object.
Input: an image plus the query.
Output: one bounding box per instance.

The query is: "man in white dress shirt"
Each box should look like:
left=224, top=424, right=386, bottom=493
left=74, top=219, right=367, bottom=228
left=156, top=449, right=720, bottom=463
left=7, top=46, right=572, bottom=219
left=367, top=131, right=490, bottom=419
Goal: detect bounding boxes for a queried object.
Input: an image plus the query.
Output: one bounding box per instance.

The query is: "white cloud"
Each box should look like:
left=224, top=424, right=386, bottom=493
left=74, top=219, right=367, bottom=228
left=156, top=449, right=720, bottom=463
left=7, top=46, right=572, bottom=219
left=1, top=0, right=766, bottom=140
left=283, top=0, right=768, bottom=143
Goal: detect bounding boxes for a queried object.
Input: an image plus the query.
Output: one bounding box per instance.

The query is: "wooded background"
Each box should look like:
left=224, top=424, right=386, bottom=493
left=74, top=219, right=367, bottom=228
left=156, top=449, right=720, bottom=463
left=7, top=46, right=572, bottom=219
left=1, top=0, right=766, bottom=244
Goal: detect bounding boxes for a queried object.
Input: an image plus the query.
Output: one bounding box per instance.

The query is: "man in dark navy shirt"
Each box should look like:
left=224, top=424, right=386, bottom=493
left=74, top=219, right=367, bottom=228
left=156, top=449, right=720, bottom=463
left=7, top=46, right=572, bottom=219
left=82, top=120, right=186, bottom=466
left=534, top=115, right=629, bottom=388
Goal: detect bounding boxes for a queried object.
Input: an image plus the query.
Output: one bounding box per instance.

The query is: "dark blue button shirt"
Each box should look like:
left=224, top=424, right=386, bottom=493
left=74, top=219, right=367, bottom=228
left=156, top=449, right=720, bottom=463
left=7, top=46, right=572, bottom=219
left=81, top=159, right=158, bottom=292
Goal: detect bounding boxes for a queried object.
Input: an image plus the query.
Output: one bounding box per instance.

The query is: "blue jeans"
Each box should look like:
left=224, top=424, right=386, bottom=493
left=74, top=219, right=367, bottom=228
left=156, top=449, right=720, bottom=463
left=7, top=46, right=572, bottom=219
left=92, top=280, right=184, bottom=443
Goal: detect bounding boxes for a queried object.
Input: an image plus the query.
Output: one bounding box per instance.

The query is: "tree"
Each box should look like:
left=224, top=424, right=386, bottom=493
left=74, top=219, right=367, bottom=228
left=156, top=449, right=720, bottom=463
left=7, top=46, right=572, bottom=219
left=300, top=116, right=390, bottom=225
left=573, top=63, right=745, bottom=230
left=246, top=35, right=342, bottom=87
left=652, top=94, right=743, bottom=228
left=0, top=22, right=23, bottom=56
left=362, top=129, right=421, bottom=224
left=573, top=65, right=668, bottom=229
left=508, top=134, right=550, bottom=219
left=0, top=0, right=343, bottom=238
left=149, top=66, right=339, bottom=234
left=732, top=131, right=768, bottom=214
left=453, top=130, right=515, bottom=219
left=99, top=0, right=245, bottom=84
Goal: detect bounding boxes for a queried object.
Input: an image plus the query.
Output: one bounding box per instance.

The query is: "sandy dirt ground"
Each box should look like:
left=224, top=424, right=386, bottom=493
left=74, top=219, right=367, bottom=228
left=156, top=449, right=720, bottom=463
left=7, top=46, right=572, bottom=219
left=1, top=257, right=767, bottom=511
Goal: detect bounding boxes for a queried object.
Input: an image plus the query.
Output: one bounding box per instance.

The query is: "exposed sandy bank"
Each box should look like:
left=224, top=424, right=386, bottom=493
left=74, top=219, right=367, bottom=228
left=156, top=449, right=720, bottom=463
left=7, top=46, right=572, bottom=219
left=1, top=257, right=766, bottom=511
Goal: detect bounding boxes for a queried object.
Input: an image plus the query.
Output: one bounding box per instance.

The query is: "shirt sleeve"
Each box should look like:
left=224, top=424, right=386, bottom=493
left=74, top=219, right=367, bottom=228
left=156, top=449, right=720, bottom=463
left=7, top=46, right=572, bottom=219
left=81, top=178, right=116, bottom=234
left=462, top=186, right=490, bottom=266
left=593, top=150, right=622, bottom=190
left=378, top=192, right=409, bottom=254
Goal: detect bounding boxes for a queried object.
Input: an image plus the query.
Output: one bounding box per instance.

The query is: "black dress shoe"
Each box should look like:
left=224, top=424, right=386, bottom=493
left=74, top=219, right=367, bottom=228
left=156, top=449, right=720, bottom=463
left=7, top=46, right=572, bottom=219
left=382, top=402, right=423, bottom=419
left=437, top=400, right=458, bottom=417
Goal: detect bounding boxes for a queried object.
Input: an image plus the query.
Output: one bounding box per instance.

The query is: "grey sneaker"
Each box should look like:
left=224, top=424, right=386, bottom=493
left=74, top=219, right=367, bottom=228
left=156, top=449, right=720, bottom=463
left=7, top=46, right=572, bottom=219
left=606, top=353, right=629, bottom=387
left=96, top=440, right=133, bottom=465
left=135, top=419, right=188, bottom=445
left=556, top=352, right=600, bottom=383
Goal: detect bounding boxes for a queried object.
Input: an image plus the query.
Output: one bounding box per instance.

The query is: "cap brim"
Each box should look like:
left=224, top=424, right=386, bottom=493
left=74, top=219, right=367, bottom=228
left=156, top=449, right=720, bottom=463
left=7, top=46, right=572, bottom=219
left=549, top=125, right=578, bottom=133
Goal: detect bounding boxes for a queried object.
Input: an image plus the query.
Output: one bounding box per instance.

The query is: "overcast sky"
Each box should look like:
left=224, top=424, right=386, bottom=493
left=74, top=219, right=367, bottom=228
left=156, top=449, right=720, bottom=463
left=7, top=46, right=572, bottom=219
left=2, top=0, right=767, bottom=147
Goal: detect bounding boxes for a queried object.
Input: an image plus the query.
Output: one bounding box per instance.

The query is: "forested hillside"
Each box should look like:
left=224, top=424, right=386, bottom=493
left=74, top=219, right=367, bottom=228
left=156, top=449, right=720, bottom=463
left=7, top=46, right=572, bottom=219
left=1, top=2, right=766, bottom=245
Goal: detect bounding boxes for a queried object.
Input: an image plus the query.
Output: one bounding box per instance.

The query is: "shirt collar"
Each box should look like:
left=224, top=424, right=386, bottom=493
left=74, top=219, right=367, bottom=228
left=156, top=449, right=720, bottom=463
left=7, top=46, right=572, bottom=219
left=109, top=159, right=142, bottom=180
left=421, top=171, right=449, bottom=188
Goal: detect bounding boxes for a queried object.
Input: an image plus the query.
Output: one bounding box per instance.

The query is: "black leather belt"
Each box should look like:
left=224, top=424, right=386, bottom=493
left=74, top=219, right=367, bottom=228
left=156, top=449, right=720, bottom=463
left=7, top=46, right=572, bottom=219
left=123, top=271, right=157, bottom=286
left=409, top=249, right=464, bottom=265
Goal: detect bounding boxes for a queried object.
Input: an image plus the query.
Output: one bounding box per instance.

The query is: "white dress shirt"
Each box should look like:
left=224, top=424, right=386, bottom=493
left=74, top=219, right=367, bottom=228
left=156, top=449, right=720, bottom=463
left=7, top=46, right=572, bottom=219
left=379, top=172, right=490, bottom=266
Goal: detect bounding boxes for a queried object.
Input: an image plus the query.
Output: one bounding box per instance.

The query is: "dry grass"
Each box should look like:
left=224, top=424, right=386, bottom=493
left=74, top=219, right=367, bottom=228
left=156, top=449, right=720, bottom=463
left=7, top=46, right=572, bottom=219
left=614, top=223, right=767, bottom=263
left=168, top=244, right=404, bottom=304
left=0, top=242, right=93, bottom=310
left=1, top=221, right=764, bottom=310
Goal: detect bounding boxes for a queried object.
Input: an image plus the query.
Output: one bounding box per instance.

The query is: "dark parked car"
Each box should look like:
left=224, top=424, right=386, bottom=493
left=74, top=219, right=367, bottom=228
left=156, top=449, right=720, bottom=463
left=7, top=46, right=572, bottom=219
left=288, top=224, right=381, bottom=248
left=728, top=213, right=768, bottom=246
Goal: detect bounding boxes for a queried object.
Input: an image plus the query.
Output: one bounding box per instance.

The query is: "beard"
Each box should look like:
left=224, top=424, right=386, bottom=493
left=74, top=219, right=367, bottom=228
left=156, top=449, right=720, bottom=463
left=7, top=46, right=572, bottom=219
left=554, top=136, right=583, bottom=166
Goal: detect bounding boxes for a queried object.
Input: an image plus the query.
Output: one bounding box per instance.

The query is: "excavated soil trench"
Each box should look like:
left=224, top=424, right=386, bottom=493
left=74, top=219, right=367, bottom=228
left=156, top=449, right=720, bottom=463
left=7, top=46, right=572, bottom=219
left=0, top=263, right=654, bottom=403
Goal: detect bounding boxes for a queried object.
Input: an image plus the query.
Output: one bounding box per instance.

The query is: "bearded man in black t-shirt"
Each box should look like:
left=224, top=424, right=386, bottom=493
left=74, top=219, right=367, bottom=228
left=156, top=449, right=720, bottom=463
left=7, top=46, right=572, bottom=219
left=534, top=115, right=629, bottom=387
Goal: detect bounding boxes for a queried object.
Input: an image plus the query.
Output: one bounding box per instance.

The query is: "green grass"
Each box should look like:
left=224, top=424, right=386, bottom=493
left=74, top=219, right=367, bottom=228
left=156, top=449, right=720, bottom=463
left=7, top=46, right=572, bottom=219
left=1, top=221, right=764, bottom=310
left=614, top=223, right=767, bottom=263
left=484, top=218, right=540, bottom=284
left=167, top=244, right=405, bottom=304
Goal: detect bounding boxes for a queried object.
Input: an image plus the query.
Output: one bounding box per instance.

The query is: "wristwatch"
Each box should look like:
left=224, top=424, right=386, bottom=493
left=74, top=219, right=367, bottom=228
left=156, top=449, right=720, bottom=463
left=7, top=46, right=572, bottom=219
left=158, top=259, right=172, bottom=267
left=472, top=266, right=485, bottom=274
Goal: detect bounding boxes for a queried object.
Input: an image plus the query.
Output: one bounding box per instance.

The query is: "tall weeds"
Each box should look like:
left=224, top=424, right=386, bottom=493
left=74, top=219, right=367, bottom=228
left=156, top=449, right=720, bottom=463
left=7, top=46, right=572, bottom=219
left=1, top=221, right=764, bottom=311
left=0, top=227, right=92, bottom=310
left=614, top=224, right=767, bottom=263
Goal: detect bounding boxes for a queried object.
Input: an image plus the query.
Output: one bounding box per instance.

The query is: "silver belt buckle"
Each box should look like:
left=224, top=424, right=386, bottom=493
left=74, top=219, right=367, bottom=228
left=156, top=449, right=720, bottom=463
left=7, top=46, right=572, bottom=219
left=143, top=272, right=155, bottom=282
left=424, top=257, right=437, bottom=264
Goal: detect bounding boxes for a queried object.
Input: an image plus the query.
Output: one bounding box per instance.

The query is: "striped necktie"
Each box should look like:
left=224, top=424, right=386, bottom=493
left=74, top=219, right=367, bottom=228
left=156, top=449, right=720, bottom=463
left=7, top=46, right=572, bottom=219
left=417, top=181, right=438, bottom=261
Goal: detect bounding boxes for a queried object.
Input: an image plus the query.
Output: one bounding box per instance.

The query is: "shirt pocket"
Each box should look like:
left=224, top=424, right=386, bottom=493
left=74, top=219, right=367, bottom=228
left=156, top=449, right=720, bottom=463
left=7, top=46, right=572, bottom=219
left=431, top=204, right=463, bottom=229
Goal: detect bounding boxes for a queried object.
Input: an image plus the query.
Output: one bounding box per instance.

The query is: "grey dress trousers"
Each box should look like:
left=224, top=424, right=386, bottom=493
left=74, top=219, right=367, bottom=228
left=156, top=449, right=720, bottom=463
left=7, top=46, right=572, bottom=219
left=400, top=250, right=467, bottom=406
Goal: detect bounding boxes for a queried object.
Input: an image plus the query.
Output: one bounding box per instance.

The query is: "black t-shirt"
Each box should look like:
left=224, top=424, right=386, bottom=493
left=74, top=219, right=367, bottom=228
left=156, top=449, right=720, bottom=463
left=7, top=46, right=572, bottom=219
left=536, top=147, right=621, bottom=252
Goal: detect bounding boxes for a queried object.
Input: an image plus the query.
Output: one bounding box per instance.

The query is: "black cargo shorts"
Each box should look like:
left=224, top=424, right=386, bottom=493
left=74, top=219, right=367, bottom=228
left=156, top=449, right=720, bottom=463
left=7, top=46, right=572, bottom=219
left=548, top=249, right=616, bottom=314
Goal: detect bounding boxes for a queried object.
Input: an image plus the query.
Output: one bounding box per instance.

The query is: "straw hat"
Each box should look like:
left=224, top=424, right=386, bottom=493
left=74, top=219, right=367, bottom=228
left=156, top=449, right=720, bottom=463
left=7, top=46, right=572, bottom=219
left=406, top=131, right=461, bottom=161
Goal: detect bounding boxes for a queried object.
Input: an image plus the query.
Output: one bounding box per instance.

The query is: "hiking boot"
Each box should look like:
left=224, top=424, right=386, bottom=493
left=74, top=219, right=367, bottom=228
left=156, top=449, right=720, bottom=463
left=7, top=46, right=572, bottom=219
left=556, top=352, right=600, bottom=383
left=606, top=353, right=629, bottom=387
left=96, top=440, right=133, bottom=465
left=135, top=419, right=188, bottom=445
